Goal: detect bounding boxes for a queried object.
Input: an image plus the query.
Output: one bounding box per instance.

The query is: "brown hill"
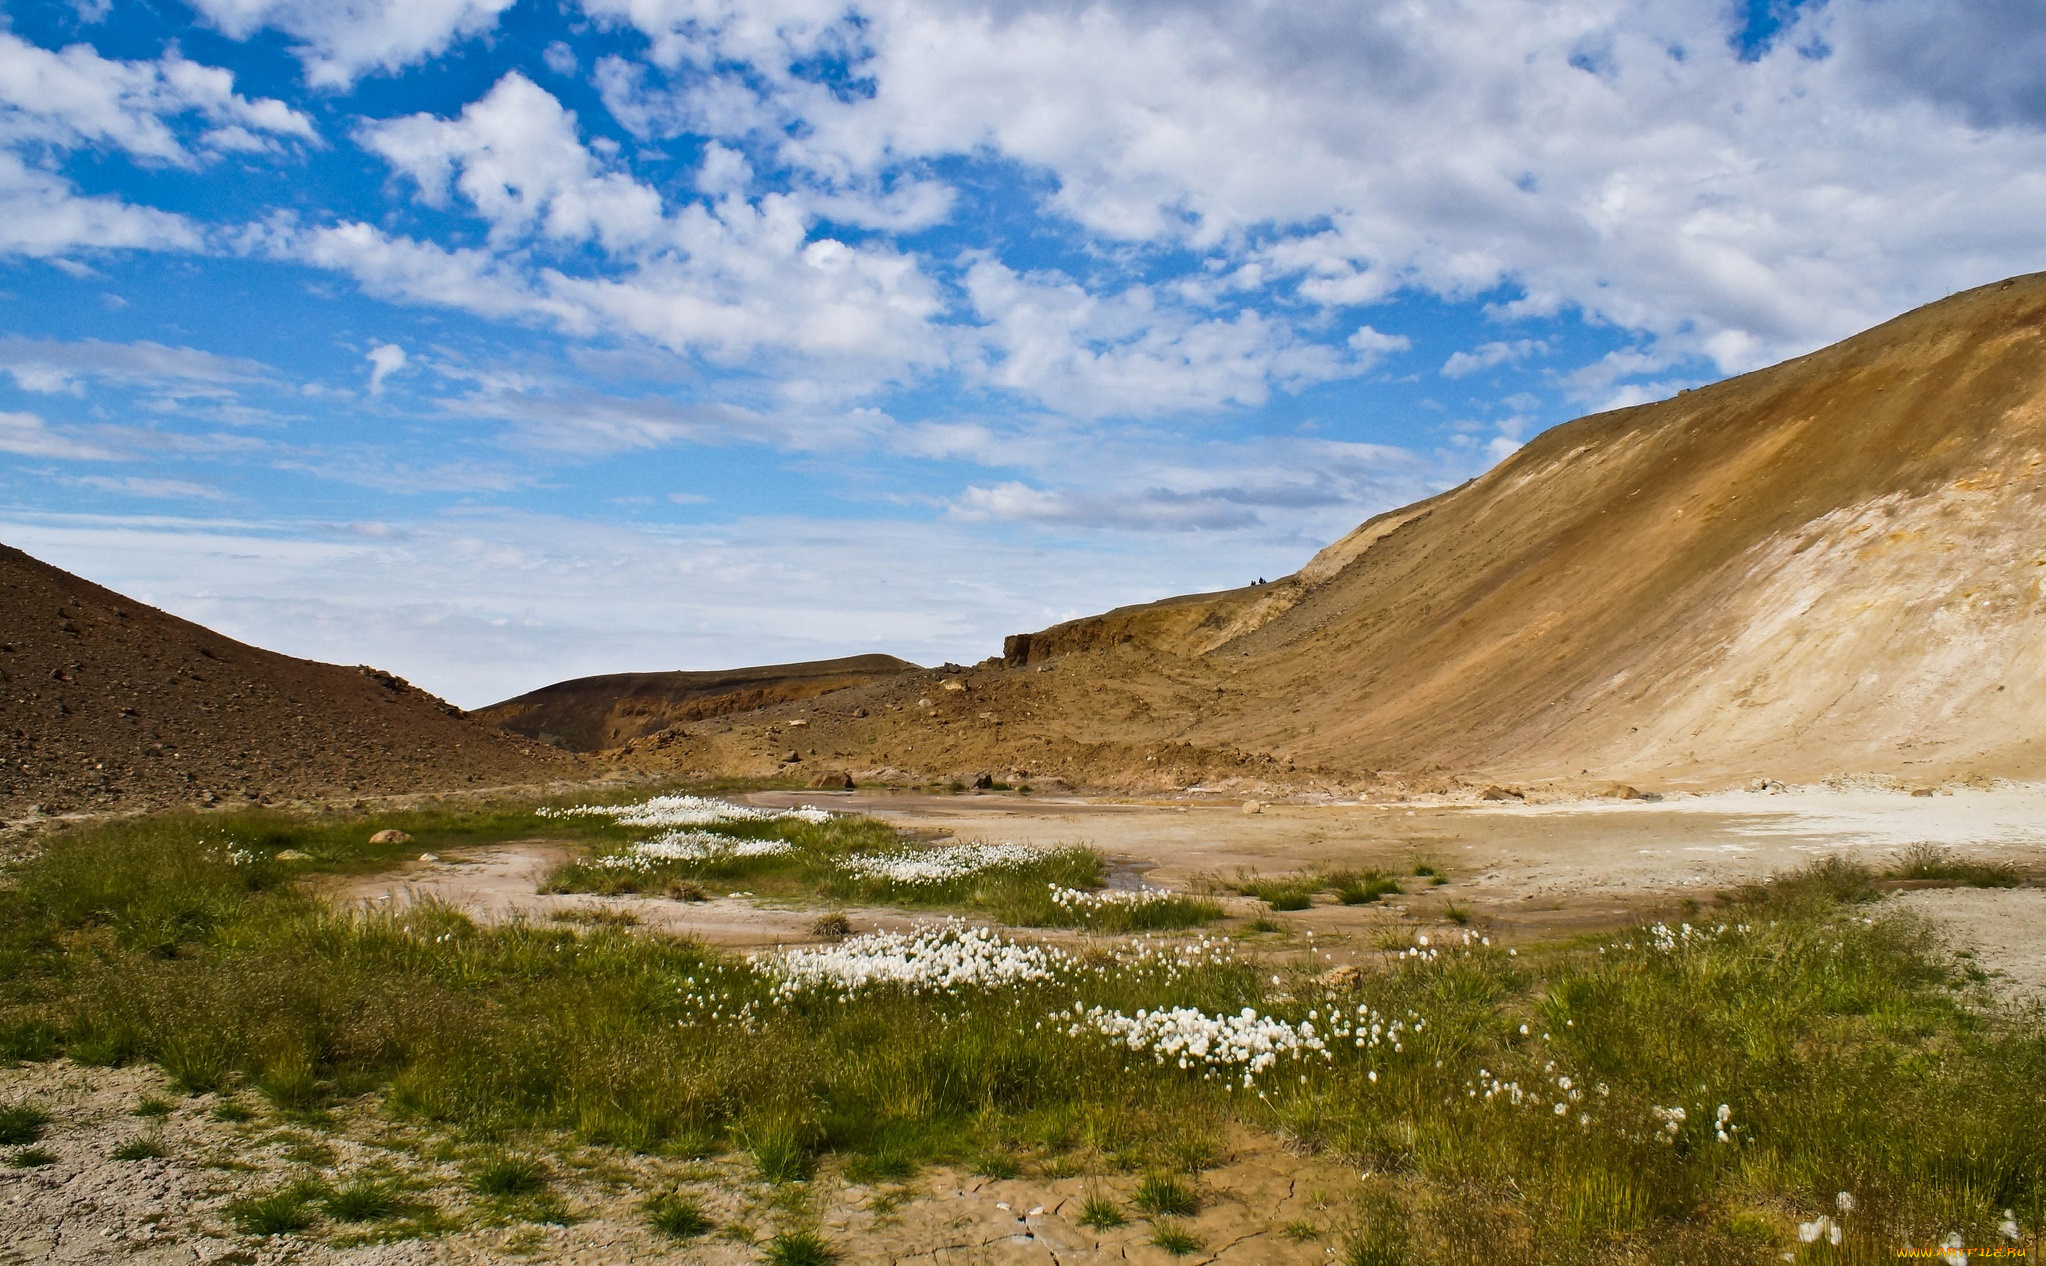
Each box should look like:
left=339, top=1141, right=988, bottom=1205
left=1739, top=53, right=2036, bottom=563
left=614, top=270, right=2046, bottom=794
left=478, top=654, right=922, bottom=752
left=1, top=544, right=574, bottom=818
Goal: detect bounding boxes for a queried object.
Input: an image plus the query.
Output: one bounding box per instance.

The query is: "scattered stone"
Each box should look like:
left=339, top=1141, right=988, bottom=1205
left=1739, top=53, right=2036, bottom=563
left=273, top=849, right=310, bottom=861
left=1479, top=785, right=1525, bottom=802
left=941, top=679, right=967, bottom=693
left=1242, top=800, right=1263, bottom=815
left=1911, top=787, right=1936, bottom=798
left=418, top=852, right=439, bottom=863
left=1611, top=785, right=1663, bottom=802
left=1317, top=964, right=1362, bottom=990
left=369, top=829, right=412, bottom=845
left=783, top=750, right=802, bottom=763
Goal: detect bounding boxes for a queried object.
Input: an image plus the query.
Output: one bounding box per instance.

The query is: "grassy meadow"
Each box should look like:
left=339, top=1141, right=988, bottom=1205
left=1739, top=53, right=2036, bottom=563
left=0, top=801, right=2041, bottom=1262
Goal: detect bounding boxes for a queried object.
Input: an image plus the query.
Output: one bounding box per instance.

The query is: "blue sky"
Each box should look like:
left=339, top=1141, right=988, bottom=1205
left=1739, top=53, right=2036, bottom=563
left=2, top=0, right=2044, bottom=705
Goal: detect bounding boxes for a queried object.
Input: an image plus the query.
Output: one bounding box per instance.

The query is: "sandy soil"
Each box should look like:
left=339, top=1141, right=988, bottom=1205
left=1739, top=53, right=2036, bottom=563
left=0, top=1060, right=1356, bottom=1266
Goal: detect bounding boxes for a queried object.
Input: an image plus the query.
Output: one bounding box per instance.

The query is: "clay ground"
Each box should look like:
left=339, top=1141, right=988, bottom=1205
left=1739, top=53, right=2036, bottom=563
left=7, top=786, right=2046, bottom=1264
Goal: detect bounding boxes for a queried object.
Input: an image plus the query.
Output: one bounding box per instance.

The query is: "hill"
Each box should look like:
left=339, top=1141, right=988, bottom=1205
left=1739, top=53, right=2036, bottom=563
left=477, top=654, right=922, bottom=752
left=0, top=545, right=574, bottom=817
left=615, top=271, right=2046, bottom=793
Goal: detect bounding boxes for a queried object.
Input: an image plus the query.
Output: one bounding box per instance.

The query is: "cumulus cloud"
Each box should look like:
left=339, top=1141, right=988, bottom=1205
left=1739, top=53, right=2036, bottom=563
left=580, top=0, right=2046, bottom=377
left=1442, top=339, right=1548, bottom=379
left=0, top=32, right=313, bottom=165
left=188, top=0, right=518, bottom=87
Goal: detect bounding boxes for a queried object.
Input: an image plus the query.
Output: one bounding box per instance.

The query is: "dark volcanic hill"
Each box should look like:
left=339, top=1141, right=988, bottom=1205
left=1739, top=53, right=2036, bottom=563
left=1, top=545, right=573, bottom=817
left=478, top=654, right=921, bottom=752
left=605, top=271, right=2046, bottom=794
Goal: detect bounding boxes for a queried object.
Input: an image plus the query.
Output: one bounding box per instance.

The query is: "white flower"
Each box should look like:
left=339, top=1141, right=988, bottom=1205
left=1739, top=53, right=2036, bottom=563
left=1797, top=1217, right=1837, bottom=1244
left=1071, top=1003, right=1328, bottom=1085
left=839, top=842, right=1047, bottom=885
left=544, top=795, right=832, bottom=828
left=1048, top=885, right=1184, bottom=911
left=1942, top=1232, right=1966, bottom=1266
left=1835, top=1191, right=1854, bottom=1213
left=761, top=920, right=1069, bottom=995
left=2001, top=1212, right=2021, bottom=1241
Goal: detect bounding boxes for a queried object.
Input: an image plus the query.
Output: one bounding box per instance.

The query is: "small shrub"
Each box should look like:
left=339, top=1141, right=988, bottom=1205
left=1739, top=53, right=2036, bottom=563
left=665, top=879, right=707, bottom=901
left=0, top=1104, right=50, bottom=1145
left=1133, top=1173, right=1199, bottom=1217
left=11, top=1146, right=56, bottom=1168
left=323, top=1178, right=405, bottom=1222
left=1077, top=1194, right=1127, bottom=1229
left=765, top=1229, right=837, bottom=1265
left=808, top=912, right=852, bottom=938
left=469, top=1152, right=549, bottom=1198
left=113, top=1136, right=167, bottom=1161
left=230, top=1186, right=317, bottom=1236
left=644, top=1192, right=713, bottom=1239
left=1150, top=1221, right=1202, bottom=1255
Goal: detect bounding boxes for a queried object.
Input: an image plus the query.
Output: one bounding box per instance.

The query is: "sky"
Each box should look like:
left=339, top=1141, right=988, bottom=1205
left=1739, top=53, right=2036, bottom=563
left=1, top=0, right=2043, bottom=707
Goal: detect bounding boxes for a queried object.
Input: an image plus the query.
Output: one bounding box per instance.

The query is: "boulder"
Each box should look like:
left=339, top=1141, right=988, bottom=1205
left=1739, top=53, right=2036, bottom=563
left=1317, top=964, right=1362, bottom=990
left=972, top=771, right=995, bottom=789
left=1242, top=800, right=1263, bottom=815
left=369, top=829, right=412, bottom=845
left=1479, top=785, right=1525, bottom=802
left=809, top=770, right=855, bottom=790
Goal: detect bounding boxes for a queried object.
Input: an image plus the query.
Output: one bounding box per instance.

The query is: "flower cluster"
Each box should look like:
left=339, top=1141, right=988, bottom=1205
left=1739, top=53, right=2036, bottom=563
left=543, top=795, right=832, bottom=828
left=837, top=842, right=1046, bottom=885
left=1066, top=1002, right=1328, bottom=1086
left=1048, top=885, right=1179, bottom=911
left=758, top=920, right=1071, bottom=996
left=591, top=831, right=797, bottom=871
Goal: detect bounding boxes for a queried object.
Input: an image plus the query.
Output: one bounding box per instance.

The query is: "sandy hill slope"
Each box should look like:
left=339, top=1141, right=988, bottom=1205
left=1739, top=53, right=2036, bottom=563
left=0, top=545, right=573, bottom=817
left=617, top=271, right=2046, bottom=793
left=478, top=654, right=921, bottom=752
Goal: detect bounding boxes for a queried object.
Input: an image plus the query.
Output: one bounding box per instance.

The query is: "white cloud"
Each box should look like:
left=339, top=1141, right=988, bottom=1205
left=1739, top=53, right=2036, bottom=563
left=365, top=343, right=408, bottom=395
left=189, top=0, right=518, bottom=88
left=360, top=74, right=665, bottom=252
left=0, top=409, right=126, bottom=460
left=0, top=31, right=313, bottom=166
left=67, top=474, right=231, bottom=500
left=1442, top=339, right=1547, bottom=379
left=0, top=336, right=270, bottom=394
left=0, top=151, right=201, bottom=258
left=579, top=0, right=2046, bottom=376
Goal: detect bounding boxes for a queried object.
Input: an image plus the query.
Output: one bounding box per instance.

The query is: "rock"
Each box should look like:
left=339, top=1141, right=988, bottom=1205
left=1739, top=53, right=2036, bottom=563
left=1610, top=785, right=1663, bottom=802
left=1479, top=785, right=1525, bottom=802
left=782, top=750, right=801, bottom=763
left=417, top=852, right=439, bottom=863
left=1911, top=787, right=1936, bottom=797
left=809, top=770, right=855, bottom=790
left=369, top=829, right=412, bottom=845
left=972, top=771, right=994, bottom=789
left=941, top=679, right=967, bottom=693
left=1317, top=964, right=1362, bottom=990
left=1242, top=800, right=1263, bottom=815
left=273, top=849, right=309, bottom=861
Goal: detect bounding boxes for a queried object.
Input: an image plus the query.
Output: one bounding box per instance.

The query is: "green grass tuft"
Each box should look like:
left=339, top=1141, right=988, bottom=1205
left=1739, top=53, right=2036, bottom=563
left=322, top=1178, right=406, bottom=1222
left=112, top=1136, right=167, bottom=1161
left=133, top=1096, right=174, bottom=1118
left=1077, top=1194, right=1127, bottom=1229
left=0, top=1104, right=49, bottom=1145
left=229, top=1184, right=318, bottom=1236
left=764, top=1229, right=837, bottom=1265
left=1133, top=1173, right=1199, bottom=1217
left=1149, top=1220, right=1202, bottom=1255
left=468, top=1152, right=549, bottom=1198
left=1886, top=842, right=2021, bottom=888
left=644, top=1192, right=713, bottom=1239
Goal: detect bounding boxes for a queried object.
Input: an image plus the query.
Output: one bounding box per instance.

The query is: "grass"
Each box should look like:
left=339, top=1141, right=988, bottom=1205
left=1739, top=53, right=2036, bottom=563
left=11, top=1145, right=55, bottom=1167
left=112, top=1135, right=167, bottom=1160
left=1886, top=842, right=2022, bottom=888
left=644, top=1191, right=713, bottom=1238
left=1233, top=867, right=1406, bottom=909
left=134, top=1095, right=174, bottom=1118
left=1133, top=1173, right=1200, bottom=1217
left=323, top=1177, right=408, bottom=1222
left=0, top=1104, right=49, bottom=1145
left=3, top=806, right=2045, bottom=1257
left=765, top=1230, right=837, bottom=1265
left=1077, top=1193, right=1127, bottom=1228
left=1149, top=1220, right=1202, bottom=1255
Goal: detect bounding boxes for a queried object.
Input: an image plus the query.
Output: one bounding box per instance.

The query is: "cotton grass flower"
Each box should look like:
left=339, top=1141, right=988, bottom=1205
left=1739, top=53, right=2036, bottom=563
left=1067, top=1002, right=1327, bottom=1086
left=759, top=920, right=1070, bottom=996
left=543, top=795, right=832, bottom=828
left=837, top=842, right=1047, bottom=885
